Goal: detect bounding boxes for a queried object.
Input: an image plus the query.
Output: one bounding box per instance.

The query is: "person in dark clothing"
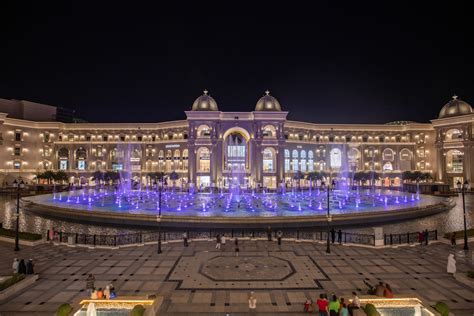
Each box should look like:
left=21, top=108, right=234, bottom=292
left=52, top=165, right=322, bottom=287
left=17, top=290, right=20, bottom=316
left=337, top=230, right=342, bottom=244
left=25, top=259, right=34, bottom=274
left=277, top=230, right=283, bottom=246
left=183, top=231, right=188, bottom=247
left=450, top=232, right=457, bottom=247
left=18, top=259, right=26, bottom=274
left=234, top=237, right=239, bottom=256
left=424, top=229, right=429, bottom=245
left=331, top=228, right=336, bottom=244
left=267, top=226, right=272, bottom=241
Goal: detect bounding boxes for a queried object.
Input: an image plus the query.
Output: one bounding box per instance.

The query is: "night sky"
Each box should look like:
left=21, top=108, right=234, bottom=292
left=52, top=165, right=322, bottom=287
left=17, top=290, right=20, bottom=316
left=1, top=3, right=473, bottom=124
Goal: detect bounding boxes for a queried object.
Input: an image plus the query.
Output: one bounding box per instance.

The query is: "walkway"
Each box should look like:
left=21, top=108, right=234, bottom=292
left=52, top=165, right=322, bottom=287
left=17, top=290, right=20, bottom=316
left=0, top=239, right=472, bottom=315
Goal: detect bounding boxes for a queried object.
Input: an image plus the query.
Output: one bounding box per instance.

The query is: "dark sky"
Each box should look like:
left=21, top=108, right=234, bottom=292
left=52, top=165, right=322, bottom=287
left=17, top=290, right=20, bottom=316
left=1, top=3, right=473, bottom=124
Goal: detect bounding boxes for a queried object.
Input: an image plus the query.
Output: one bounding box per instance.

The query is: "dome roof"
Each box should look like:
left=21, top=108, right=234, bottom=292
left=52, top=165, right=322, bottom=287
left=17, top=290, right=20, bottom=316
left=255, top=90, right=282, bottom=111
left=191, top=90, right=219, bottom=111
left=439, top=95, right=472, bottom=118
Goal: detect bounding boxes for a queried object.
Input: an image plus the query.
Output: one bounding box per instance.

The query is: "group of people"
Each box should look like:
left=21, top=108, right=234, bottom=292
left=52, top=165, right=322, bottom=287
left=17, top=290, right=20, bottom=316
left=305, top=292, right=361, bottom=315
left=362, top=280, right=393, bottom=297
left=418, top=229, right=430, bottom=245
left=86, top=274, right=116, bottom=299
left=12, top=258, right=34, bottom=275
left=330, top=228, right=344, bottom=244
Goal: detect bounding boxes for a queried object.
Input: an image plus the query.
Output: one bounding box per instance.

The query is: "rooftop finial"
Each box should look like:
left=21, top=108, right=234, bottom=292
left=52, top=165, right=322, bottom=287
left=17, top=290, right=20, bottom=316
left=265, top=90, right=270, bottom=96
left=203, top=89, right=208, bottom=95
left=452, top=94, right=458, bottom=100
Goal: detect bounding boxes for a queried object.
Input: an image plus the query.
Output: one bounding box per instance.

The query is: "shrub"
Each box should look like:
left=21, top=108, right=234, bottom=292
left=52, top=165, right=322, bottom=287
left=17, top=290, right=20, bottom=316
left=364, top=303, right=378, bottom=316
left=131, top=304, right=145, bottom=316
left=56, top=303, right=72, bottom=316
left=467, top=271, right=474, bottom=279
left=0, top=228, right=43, bottom=241
left=0, top=273, right=25, bottom=291
left=434, top=302, right=449, bottom=316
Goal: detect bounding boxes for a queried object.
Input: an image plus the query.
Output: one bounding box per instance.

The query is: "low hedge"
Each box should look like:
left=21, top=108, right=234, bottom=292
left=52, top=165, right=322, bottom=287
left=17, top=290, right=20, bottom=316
left=56, top=303, right=72, bottom=316
left=131, top=304, right=145, bottom=316
left=0, top=273, right=25, bottom=291
left=0, top=228, right=42, bottom=241
left=434, top=302, right=449, bottom=316
left=364, top=303, right=378, bottom=316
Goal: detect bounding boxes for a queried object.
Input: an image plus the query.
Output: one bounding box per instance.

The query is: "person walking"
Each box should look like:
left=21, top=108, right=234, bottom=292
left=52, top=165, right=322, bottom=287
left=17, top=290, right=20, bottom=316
left=215, top=234, right=221, bottom=250
left=328, top=294, right=340, bottom=316
left=337, top=229, right=342, bottom=244
left=183, top=231, right=188, bottom=247
left=25, top=259, right=34, bottom=274
left=424, top=229, right=429, bottom=245
left=234, top=237, right=239, bottom=256
left=86, top=274, right=95, bottom=296
left=447, top=253, right=456, bottom=275
left=348, top=292, right=360, bottom=316
left=248, top=291, right=257, bottom=313
left=418, top=231, right=424, bottom=245
left=450, top=232, right=457, bottom=247
left=267, top=226, right=272, bottom=241
left=221, top=234, right=226, bottom=248
left=340, top=298, right=349, bottom=316
left=316, top=293, right=329, bottom=316
left=331, top=228, right=336, bottom=244
left=18, top=259, right=26, bottom=274
left=277, top=230, right=283, bottom=246
left=12, top=258, right=19, bottom=274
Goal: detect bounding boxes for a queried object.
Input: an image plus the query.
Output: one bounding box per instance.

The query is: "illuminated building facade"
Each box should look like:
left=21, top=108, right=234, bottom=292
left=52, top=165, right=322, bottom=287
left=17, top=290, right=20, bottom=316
left=0, top=92, right=473, bottom=188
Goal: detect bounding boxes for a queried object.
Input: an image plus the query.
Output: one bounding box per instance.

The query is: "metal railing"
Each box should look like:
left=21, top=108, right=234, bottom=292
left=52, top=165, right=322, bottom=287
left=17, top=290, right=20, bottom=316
left=48, top=228, right=377, bottom=247
left=384, top=230, right=437, bottom=245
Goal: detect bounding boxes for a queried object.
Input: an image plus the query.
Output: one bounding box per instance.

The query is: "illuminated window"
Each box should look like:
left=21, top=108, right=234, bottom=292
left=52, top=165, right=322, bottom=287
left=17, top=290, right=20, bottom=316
left=300, top=150, right=306, bottom=172
left=308, top=150, right=314, bottom=172
left=59, top=160, right=68, bottom=170
left=263, top=148, right=275, bottom=172
left=15, top=132, right=21, bottom=141
left=330, top=148, right=342, bottom=168
left=13, top=161, right=21, bottom=169
left=197, top=147, right=210, bottom=172
left=77, top=160, right=86, bottom=170
left=14, top=147, right=21, bottom=156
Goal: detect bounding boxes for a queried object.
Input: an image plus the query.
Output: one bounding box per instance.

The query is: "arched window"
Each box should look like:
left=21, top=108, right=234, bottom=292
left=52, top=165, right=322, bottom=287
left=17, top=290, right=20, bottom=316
left=382, top=148, right=395, bottom=161
left=263, top=148, right=275, bottom=172
left=262, top=125, right=276, bottom=138
left=399, top=148, right=413, bottom=171
left=445, top=129, right=463, bottom=142
left=292, top=149, right=298, bottom=171
left=284, top=149, right=290, bottom=172
left=308, top=150, right=314, bottom=172
left=347, top=148, right=360, bottom=170
left=446, top=149, right=463, bottom=172
left=197, top=147, right=210, bottom=172
left=58, top=148, right=69, bottom=170
left=330, top=148, right=342, bottom=168
left=75, top=147, right=87, bottom=170
left=300, top=150, right=307, bottom=172
left=197, top=125, right=211, bottom=137
left=182, top=149, right=189, bottom=171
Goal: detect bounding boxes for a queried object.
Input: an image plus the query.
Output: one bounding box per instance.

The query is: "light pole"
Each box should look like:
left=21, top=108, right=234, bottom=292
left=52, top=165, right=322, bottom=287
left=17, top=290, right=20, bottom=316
left=12, top=179, right=25, bottom=251
left=456, top=180, right=469, bottom=251
left=322, top=181, right=331, bottom=253
left=157, top=176, right=164, bottom=254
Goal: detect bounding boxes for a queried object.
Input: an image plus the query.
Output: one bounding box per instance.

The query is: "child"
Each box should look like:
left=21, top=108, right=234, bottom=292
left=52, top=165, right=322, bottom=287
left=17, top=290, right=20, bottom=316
left=304, top=298, right=313, bottom=313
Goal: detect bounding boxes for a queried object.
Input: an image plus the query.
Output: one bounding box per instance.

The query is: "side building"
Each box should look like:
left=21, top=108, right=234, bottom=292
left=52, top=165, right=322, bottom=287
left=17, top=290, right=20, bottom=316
left=0, top=92, right=472, bottom=189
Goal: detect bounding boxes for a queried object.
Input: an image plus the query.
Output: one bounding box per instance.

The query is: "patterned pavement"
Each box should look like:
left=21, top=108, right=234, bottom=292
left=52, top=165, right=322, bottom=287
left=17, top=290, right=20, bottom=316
left=0, top=238, right=472, bottom=315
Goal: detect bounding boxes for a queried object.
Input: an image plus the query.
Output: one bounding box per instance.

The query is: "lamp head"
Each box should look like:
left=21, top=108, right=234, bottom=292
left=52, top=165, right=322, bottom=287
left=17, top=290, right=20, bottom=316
left=457, top=180, right=462, bottom=190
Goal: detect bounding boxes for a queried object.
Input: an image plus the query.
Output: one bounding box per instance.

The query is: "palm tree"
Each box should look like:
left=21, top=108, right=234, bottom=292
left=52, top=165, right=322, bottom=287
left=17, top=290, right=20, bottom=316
left=169, top=171, right=180, bottom=190
left=42, top=170, right=56, bottom=185
left=54, top=171, right=69, bottom=184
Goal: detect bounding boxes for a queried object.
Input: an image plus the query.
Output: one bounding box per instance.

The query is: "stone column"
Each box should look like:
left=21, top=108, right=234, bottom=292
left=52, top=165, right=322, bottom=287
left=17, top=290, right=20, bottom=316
left=436, top=145, right=444, bottom=182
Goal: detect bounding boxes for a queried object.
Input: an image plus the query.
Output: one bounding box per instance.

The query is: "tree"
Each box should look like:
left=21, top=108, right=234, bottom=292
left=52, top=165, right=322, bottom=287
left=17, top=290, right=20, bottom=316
left=92, top=171, right=104, bottom=185
left=104, top=171, right=120, bottom=185
left=54, top=171, right=69, bottom=184
left=169, top=171, right=180, bottom=189
left=42, top=170, right=56, bottom=184
left=402, top=171, right=413, bottom=182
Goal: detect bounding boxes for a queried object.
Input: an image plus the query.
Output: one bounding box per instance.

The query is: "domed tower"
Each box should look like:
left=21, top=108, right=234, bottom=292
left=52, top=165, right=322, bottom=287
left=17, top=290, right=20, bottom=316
left=438, top=95, right=472, bottom=118
left=255, top=90, right=282, bottom=111
left=191, top=90, right=219, bottom=111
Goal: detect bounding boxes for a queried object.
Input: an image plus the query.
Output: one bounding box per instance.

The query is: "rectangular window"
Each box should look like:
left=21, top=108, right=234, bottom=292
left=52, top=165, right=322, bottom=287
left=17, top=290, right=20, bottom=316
left=329, top=136, right=334, bottom=142
left=152, top=136, right=156, bottom=142
left=77, top=160, right=86, bottom=170
left=379, top=136, right=384, bottom=142
left=14, top=147, right=21, bottom=156
left=120, top=136, right=125, bottom=142
left=13, top=161, right=21, bottom=169
left=86, top=136, right=91, bottom=141
left=103, top=135, right=108, bottom=141
left=137, top=136, right=142, bottom=142
left=15, top=132, right=21, bottom=141
left=59, top=160, right=68, bottom=170
left=44, top=133, right=50, bottom=142
left=284, top=159, right=290, bottom=172
left=292, top=159, right=298, bottom=172
left=362, top=136, right=368, bottom=142
left=345, top=136, right=351, bottom=142
left=316, top=136, right=320, bottom=142
left=112, top=163, right=123, bottom=171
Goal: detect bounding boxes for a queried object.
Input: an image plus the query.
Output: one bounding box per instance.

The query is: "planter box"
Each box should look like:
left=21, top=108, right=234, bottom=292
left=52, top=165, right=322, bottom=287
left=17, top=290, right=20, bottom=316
left=0, top=274, right=38, bottom=302
left=0, top=236, right=45, bottom=247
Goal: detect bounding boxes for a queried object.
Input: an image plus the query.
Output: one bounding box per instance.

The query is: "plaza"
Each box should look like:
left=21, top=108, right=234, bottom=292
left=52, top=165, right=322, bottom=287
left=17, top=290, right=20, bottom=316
left=0, top=238, right=473, bottom=315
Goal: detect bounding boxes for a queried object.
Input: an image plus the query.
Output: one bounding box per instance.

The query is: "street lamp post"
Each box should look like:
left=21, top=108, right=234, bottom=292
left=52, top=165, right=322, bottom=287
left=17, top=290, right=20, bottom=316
left=12, top=179, right=25, bottom=251
left=157, top=176, right=164, bottom=254
left=456, top=180, right=469, bottom=251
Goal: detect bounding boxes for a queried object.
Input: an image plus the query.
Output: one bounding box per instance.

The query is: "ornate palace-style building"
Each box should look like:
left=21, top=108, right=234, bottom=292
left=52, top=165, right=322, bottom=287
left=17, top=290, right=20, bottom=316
left=0, top=91, right=473, bottom=189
